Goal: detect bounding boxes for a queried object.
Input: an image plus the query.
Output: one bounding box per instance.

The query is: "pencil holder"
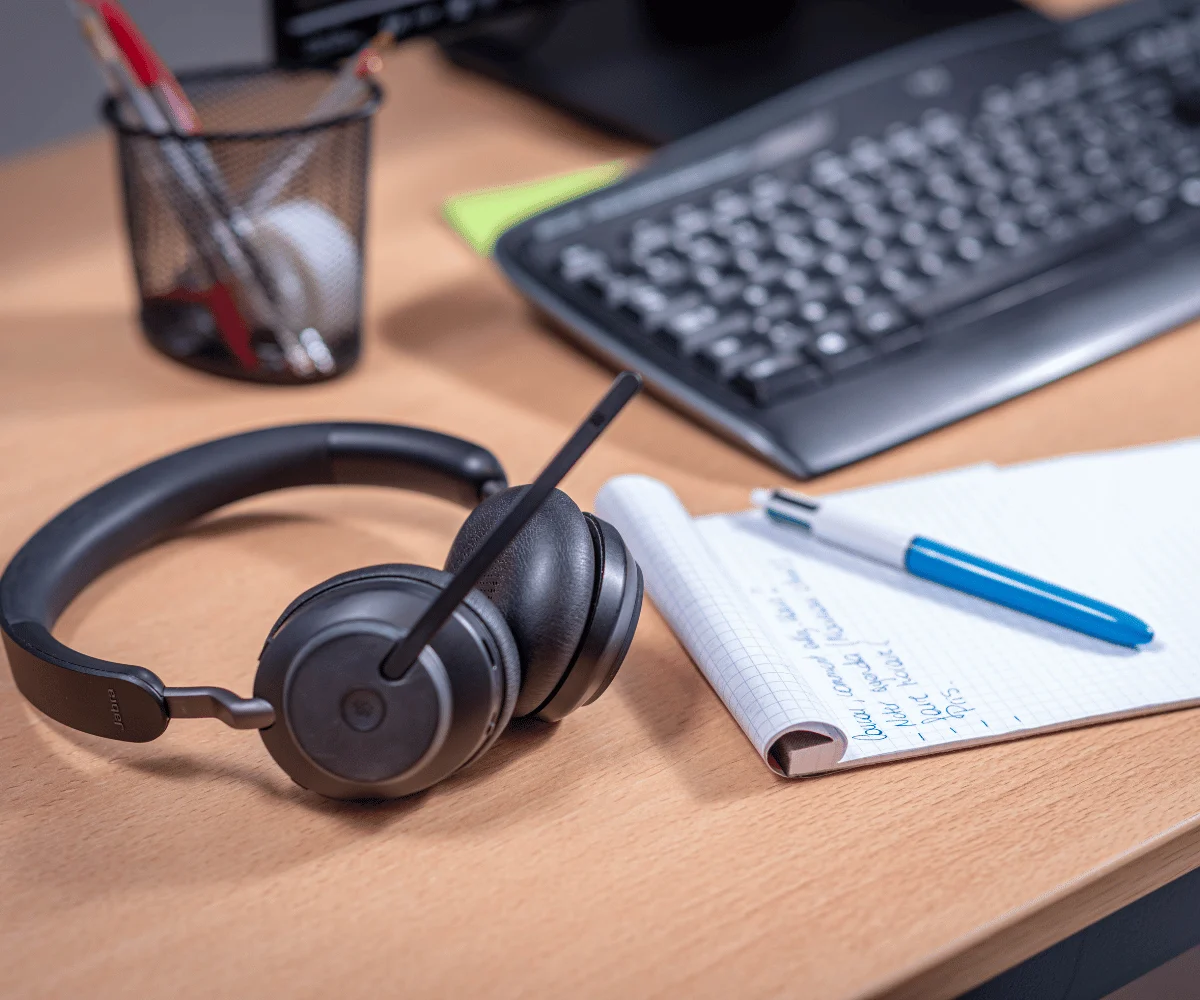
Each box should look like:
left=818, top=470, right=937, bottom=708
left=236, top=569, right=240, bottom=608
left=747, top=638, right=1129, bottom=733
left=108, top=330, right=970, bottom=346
left=105, top=67, right=383, bottom=384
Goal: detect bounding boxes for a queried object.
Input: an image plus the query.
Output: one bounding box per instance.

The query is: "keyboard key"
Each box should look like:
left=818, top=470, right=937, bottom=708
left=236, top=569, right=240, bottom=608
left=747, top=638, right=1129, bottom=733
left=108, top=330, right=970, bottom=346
left=734, top=249, right=763, bottom=273
left=899, top=221, right=929, bottom=247
left=704, top=281, right=745, bottom=310
left=982, top=85, right=1016, bottom=116
left=748, top=258, right=787, bottom=285
left=814, top=312, right=854, bottom=338
left=808, top=327, right=875, bottom=374
left=641, top=253, right=689, bottom=286
left=861, top=235, right=889, bottom=261
left=917, top=250, right=947, bottom=276
left=768, top=210, right=807, bottom=234
left=711, top=189, right=751, bottom=219
left=560, top=245, right=607, bottom=282
left=796, top=278, right=835, bottom=303
left=697, top=333, right=771, bottom=379
left=775, top=233, right=818, bottom=265
left=728, top=220, right=767, bottom=249
left=789, top=184, right=820, bottom=209
left=780, top=268, right=810, bottom=291
left=672, top=205, right=710, bottom=234
left=935, top=205, right=965, bottom=232
left=1134, top=195, right=1170, bottom=223
left=849, top=136, right=888, bottom=173
left=754, top=295, right=797, bottom=323
left=750, top=174, right=788, bottom=202
left=628, top=290, right=703, bottom=330
left=880, top=266, right=913, bottom=292
left=658, top=309, right=751, bottom=355
left=955, top=236, right=986, bottom=262
left=992, top=220, right=1023, bottom=247
left=732, top=353, right=823, bottom=405
left=812, top=218, right=843, bottom=244
left=579, top=265, right=620, bottom=298
left=840, top=283, right=869, bottom=307
left=683, top=236, right=729, bottom=267
left=751, top=200, right=785, bottom=224
left=621, top=282, right=672, bottom=318
left=821, top=252, right=851, bottom=277
left=799, top=300, right=829, bottom=324
left=811, top=153, right=851, bottom=189
left=765, top=321, right=813, bottom=351
left=597, top=273, right=636, bottom=306
left=659, top=303, right=717, bottom=339
left=854, top=300, right=909, bottom=339
left=742, top=284, right=771, bottom=309
left=630, top=224, right=671, bottom=259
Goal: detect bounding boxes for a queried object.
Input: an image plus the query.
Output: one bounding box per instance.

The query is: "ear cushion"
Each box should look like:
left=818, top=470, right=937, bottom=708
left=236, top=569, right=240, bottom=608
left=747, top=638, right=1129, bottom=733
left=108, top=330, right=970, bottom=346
left=263, top=563, right=521, bottom=753
left=445, top=487, right=595, bottom=718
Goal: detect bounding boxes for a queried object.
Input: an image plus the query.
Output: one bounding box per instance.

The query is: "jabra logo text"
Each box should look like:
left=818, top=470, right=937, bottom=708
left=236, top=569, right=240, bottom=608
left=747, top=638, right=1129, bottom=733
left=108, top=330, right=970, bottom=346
left=107, top=688, right=125, bottom=731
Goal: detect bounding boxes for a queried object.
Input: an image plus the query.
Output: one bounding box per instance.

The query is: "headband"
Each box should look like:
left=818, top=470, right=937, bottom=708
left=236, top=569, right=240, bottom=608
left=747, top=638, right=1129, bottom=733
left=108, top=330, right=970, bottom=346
left=0, top=423, right=506, bottom=742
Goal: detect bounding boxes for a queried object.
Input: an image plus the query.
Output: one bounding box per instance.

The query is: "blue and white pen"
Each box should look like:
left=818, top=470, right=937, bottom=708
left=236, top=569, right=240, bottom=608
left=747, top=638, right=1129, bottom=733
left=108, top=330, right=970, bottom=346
left=750, top=488, right=1154, bottom=648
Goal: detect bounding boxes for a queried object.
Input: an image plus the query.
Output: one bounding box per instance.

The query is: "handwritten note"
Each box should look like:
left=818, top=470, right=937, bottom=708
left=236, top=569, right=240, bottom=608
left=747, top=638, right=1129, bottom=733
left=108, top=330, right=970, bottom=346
left=696, top=520, right=1002, bottom=763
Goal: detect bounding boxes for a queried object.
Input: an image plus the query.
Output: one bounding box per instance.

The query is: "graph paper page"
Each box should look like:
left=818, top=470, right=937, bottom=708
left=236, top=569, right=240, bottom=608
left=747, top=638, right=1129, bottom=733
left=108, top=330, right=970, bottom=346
left=595, top=475, right=848, bottom=772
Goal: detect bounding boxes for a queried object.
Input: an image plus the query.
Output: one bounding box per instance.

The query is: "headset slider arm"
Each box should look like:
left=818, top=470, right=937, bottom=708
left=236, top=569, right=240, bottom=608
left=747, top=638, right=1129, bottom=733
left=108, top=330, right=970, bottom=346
left=164, top=687, right=276, bottom=730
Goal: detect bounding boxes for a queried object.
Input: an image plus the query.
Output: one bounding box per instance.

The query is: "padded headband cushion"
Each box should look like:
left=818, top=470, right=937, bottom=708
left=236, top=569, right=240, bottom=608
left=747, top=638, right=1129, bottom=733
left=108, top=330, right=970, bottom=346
left=445, top=487, right=595, bottom=718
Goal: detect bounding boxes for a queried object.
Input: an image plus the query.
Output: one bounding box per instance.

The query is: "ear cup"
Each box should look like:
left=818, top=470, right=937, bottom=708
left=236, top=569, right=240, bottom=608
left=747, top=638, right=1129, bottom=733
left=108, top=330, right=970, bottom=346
left=445, top=487, right=595, bottom=718
left=254, top=564, right=520, bottom=799
left=535, top=514, right=644, bottom=722
left=264, top=564, right=521, bottom=745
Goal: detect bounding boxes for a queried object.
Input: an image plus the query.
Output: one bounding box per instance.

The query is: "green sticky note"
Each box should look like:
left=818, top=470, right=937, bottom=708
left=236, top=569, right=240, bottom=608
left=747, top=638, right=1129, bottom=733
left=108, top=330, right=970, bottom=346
left=443, top=161, right=626, bottom=256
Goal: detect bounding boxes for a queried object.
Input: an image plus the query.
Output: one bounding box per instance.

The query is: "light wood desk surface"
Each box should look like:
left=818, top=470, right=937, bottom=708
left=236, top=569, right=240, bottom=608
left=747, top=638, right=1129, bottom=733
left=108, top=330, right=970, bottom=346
left=4, top=24, right=1200, bottom=1000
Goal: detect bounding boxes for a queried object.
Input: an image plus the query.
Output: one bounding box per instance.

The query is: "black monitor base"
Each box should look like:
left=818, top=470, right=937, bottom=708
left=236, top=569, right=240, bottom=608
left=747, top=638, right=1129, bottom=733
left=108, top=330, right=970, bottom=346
left=438, top=0, right=1024, bottom=145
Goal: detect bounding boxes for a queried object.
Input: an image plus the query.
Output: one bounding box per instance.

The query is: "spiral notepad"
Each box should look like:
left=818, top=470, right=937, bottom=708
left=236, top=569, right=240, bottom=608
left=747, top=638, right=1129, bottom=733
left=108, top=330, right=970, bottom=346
left=595, top=440, right=1200, bottom=776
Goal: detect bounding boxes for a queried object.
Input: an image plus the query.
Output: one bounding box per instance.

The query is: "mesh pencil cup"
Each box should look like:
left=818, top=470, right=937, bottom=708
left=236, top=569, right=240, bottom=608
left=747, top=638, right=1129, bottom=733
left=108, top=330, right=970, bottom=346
left=104, top=67, right=382, bottom=384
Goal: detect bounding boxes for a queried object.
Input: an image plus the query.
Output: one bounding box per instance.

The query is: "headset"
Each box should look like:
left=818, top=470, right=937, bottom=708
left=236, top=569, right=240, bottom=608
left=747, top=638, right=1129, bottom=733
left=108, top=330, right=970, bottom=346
left=0, top=373, right=644, bottom=800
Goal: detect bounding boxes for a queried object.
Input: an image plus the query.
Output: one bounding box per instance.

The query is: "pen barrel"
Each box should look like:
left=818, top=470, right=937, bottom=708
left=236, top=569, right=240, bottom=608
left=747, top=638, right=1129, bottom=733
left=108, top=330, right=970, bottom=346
left=810, top=506, right=911, bottom=569
left=904, top=537, right=1151, bottom=647
left=105, top=66, right=382, bottom=385
left=243, top=71, right=367, bottom=217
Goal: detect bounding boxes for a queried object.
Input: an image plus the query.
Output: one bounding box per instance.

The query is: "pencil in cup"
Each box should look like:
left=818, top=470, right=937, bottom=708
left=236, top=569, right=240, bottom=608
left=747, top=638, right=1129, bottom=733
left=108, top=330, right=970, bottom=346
left=104, top=67, right=381, bottom=383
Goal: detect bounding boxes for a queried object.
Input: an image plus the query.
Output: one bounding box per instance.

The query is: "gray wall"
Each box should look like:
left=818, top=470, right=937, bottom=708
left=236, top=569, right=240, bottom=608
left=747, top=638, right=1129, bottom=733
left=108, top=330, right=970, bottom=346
left=0, top=1, right=270, bottom=159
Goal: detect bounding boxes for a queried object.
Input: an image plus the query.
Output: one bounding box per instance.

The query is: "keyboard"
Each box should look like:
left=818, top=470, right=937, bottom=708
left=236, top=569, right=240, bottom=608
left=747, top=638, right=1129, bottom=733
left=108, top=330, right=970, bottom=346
left=495, top=0, right=1200, bottom=477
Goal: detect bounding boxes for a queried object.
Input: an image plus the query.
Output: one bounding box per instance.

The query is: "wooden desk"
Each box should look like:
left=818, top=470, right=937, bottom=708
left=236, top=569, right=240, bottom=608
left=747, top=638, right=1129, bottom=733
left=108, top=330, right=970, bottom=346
left=4, top=32, right=1200, bottom=1000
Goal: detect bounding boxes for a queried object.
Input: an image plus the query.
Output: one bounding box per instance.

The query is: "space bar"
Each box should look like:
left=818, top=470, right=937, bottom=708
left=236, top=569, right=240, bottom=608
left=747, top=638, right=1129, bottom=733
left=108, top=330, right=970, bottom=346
left=907, top=219, right=1140, bottom=322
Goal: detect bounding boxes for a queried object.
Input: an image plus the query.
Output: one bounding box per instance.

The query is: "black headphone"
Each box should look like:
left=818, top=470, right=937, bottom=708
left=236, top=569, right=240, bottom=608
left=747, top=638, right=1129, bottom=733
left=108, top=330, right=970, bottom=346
left=0, top=374, right=644, bottom=800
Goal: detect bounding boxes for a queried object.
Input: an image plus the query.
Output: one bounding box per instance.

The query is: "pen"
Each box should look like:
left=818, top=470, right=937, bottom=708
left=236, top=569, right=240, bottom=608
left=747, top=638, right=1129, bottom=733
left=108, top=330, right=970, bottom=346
left=72, top=1, right=328, bottom=377
left=750, top=487, right=1154, bottom=648
left=93, top=0, right=200, bottom=132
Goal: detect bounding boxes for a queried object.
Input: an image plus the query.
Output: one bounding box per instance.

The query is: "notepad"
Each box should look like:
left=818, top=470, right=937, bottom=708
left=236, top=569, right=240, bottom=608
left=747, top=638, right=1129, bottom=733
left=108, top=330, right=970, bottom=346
left=595, top=441, right=1200, bottom=777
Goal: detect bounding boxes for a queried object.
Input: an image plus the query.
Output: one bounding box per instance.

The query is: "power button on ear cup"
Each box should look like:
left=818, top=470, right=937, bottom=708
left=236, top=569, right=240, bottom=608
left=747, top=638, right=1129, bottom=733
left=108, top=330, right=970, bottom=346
left=341, top=689, right=386, bottom=732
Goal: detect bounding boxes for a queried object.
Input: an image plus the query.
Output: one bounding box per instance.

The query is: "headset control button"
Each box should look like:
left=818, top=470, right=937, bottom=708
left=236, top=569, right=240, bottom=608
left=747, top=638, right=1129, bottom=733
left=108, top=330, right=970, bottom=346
left=341, top=689, right=386, bottom=732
